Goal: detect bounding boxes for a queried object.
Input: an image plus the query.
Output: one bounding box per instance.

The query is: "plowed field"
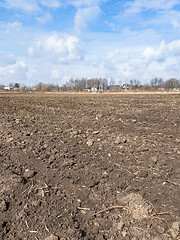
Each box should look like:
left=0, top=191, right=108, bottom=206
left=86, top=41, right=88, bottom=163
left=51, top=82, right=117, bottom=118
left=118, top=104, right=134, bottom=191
left=0, top=93, right=180, bottom=240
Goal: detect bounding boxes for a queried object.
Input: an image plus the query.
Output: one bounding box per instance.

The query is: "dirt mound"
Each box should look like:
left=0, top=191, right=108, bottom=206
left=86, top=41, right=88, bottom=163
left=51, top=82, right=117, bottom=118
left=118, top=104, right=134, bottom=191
left=119, top=193, right=153, bottom=220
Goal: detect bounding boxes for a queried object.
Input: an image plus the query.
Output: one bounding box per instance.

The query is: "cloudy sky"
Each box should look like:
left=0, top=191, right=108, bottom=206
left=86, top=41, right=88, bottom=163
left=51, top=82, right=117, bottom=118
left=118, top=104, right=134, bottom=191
left=1, top=0, right=180, bottom=86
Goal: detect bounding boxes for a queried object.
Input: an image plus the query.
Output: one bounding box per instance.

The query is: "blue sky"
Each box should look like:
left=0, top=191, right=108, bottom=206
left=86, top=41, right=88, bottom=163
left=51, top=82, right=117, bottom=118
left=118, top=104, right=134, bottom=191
left=1, top=0, right=180, bottom=86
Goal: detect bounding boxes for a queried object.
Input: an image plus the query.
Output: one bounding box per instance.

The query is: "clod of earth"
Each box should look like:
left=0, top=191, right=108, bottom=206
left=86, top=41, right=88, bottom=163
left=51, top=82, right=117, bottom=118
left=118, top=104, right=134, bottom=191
left=93, top=131, right=100, bottom=134
left=7, top=137, right=13, bottom=143
left=44, top=234, right=59, bottom=240
left=23, top=169, right=35, bottom=178
left=0, top=200, right=8, bottom=212
left=115, top=136, right=128, bottom=144
left=132, top=119, right=137, bottom=123
left=87, top=139, right=94, bottom=146
left=169, top=222, right=180, bottom=239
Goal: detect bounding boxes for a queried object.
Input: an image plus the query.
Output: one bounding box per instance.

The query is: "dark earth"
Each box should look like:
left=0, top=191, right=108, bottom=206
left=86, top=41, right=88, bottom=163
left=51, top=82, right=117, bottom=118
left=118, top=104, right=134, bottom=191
left=0, top=93, right=180, bottom=240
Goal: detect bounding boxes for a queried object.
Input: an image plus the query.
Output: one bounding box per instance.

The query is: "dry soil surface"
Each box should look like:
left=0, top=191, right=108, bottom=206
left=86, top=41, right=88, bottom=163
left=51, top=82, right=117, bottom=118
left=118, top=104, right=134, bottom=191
left=0, top=93, right=180, bottom=240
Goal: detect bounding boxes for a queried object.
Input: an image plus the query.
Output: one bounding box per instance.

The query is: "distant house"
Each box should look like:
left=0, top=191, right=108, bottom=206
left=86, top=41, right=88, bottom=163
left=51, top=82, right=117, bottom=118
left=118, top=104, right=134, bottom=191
left=122, top=84, right=130, bottom=91
left=4, top=86, right=11, bottom=90
left=91, top=87, right=98, bottom=92
left=98, top=85, right=104, bottom=91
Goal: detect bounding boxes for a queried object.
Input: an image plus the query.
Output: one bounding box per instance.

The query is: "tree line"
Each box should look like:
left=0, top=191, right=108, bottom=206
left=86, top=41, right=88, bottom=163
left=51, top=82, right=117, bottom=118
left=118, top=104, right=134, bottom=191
left=0, top=77, right=180, bottom=92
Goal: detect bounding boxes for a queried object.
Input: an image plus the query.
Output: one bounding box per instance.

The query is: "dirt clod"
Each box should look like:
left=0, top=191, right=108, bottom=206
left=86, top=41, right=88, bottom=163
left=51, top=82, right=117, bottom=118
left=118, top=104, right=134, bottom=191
left=23, top=169, right=35, bottom=178
left=87, top=139, right=94, bottom=146
left=45, top=234, right=59, bottom=240
left=0, top=200, right=8, bottom=212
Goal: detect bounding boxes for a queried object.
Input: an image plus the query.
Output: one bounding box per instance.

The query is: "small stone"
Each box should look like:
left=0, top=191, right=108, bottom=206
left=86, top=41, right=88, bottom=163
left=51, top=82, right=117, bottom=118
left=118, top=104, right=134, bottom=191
left=45, top=234, right=59, bottom=240
left=115, top=138, right=121, bottom=144
left=116, top=220, right=125, bottom=231
left=91, top=227, right=98, bottom=234
left=175, top=138, right=180, bottom=143
left=122, top=230, right=127, bottom=237
left=94, top=221, right=100, bottom=227
left=43, top=144, right=48, bottom=149
left=102, top=171, right=108, bottom=177
left=87, top=139, right=94, bottom=146
left=56, top=190, right=61, bottom=197
left=23, top=169, right=35, bottom=178
left=169, top=223, right=180, bottom=239
left=115, top=136, right=127, bottom=144
left=156, top=225, right=165, bottom=234
left=93, top=131, right=99, bottom=134
left=146, top=233, right=151, bottom=238
left=132, top=119, right=137, bottom=123
left=169, top=228, right=179, bottom=239
left=152, top=237, right=162, bottom=240
left=172, top=222, right=180, bottom=231
left=7, top=137, right=13, bottom=143
left=49, top=155, right=56, bottom=162
left=173, top=148, right=178, bottom=152
left=95, top=114, right=102, bottom=120
left=96, top=235, right=105, bottom=240
left=151, top=156, right=158, bottom=164
left=139, top=170, right=148, bottom=178
left=0, top=200, right=7, bottom=212
left=32, top=200, right=41, bottom=207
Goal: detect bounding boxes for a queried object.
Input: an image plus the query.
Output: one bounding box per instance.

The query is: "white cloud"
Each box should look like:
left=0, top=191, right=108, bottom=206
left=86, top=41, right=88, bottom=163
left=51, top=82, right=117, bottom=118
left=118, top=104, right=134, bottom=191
left=69, top=0, right=104, bottom=33
left=143, top=10, right=180, bottom=30
left=1, top=0, right=61, bottom=13
left=0, top=56, right=28, bottom=84
left=74, top=5, right=101, bottom=33
left=28, top=33, right=84, bottom=63
left=125, top=0, right=179, bottom=14
left=171, top=19, right=180, bottom=29
left=39, top=0, right=61, bottom=8
left=105, top=21, right=116, bottom=31
left=3, top=0, right=40, bottom=12
left=1, top=0, right=101, bottom=12
left=0, top=54, right=16, bottom=67
left=142, top=39, right=180, bottom=63
left=37, top=12, right=52, bottom=24
left=25, top=37, right=180, bottom=85
left=7, top=21, right=22, bottom=29
left=105, top=39, right=180, bottom=81
left=69, top=0, right=101, bottom=7
left=1, top=0, right=103, bottom=32
left=168, top=39, right=180, bottom=55
left=0, top=21, right=22, bottom=33
left=27, top=47, right=34, bottom=57
left=142, top=41, right=166, bottom=62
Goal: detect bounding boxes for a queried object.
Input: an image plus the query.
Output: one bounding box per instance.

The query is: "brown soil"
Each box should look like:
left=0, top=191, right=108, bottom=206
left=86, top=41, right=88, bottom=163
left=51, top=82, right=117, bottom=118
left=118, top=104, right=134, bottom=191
left=0, top=93, right=180, bottom=240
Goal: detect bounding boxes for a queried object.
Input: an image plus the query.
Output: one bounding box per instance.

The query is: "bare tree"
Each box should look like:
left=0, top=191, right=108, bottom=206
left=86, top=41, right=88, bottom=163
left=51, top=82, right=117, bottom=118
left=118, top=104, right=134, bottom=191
left=165, top=78, right=179, bottom=90
left=151, top=77, right=164, bottom=87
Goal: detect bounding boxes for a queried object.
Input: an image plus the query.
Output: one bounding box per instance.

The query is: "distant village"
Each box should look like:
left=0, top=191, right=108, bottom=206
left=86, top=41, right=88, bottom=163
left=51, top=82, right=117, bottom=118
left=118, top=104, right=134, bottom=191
left=0, top=77, right=180, bottom=92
